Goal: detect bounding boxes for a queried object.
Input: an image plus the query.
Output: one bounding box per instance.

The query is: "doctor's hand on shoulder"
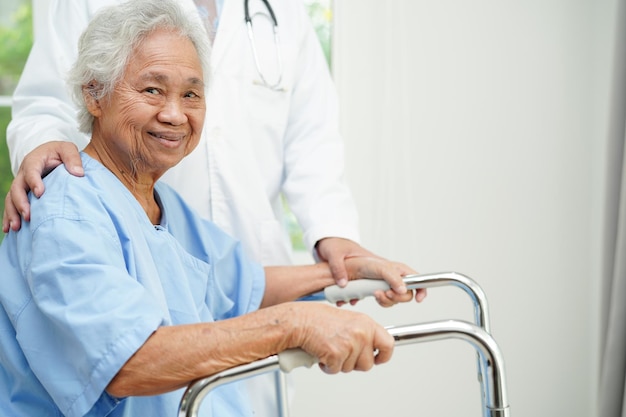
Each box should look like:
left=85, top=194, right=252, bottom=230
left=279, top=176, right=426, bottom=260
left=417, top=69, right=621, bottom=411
left=3, top=141, right=82, bottom=233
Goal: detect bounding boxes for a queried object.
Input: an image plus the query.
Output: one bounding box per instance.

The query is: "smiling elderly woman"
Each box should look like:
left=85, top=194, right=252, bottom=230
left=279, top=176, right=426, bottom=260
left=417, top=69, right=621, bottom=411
left=0, top=1, right=421, bottom=416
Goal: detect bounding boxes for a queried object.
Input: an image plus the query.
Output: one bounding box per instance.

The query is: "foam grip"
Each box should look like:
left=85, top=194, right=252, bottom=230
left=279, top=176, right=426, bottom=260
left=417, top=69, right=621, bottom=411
left=278, top=348, right=318, bottom=372
left=324, top=279, right=390, bottom=303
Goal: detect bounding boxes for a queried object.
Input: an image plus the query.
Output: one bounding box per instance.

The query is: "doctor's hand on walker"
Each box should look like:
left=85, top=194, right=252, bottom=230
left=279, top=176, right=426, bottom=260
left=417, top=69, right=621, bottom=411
left=316, top=237, right=428, bottom=305
left=341, top=255, right=426, bottom=307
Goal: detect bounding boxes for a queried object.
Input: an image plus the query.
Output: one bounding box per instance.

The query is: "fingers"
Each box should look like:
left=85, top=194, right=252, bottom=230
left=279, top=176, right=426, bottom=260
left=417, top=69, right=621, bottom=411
left=327, top=255, right=349, bottom=288
left=4, top=164, right=36, bottom=232
left=373, top=286, right=428, bottom=307
left=343, top=257, right=427, bottom=306
left=380, top=268, right=408, bottom=295
left=2, top=181, right=30, bottom=233
left=372, top=327, right=394, bottom=365
left=23, top=166, right=47, bottom=199
left=374, top=289, right=414, bottom=307
left=318, top=325, right=394, bottom=373
left=299, top=305, right=394, bottom=375
left=415, top=288, right=427, bottom=302
left=355, top=326, right=394, bottom=370
left=2, top=192, right=21, bottom=233
left=318, top=346, right=378, bottom=374
left=55, top=142, right=85, bottom=177
left=316, top=238, right=371, bottom=288
left=2, top=141, right=84, bottom=234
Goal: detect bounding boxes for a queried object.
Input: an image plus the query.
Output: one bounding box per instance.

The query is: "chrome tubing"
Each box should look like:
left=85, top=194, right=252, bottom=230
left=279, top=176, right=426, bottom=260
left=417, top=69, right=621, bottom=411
left=178, top=356, right=282, bottom=417
left=178, top=320, right=510, bottom=417
left=324, top=271, right=491, bottom=333
left=388, top=320, right=509, bottom=417
left=401, top=272, right=493, bottom=417
left=401, top=272, right=491, bottom=333
left=324, top=271, right=492, bottom=416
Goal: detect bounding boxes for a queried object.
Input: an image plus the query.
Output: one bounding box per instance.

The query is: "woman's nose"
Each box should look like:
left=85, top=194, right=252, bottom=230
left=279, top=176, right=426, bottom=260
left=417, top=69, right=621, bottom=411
left=158, top=98, right=188, bottom=125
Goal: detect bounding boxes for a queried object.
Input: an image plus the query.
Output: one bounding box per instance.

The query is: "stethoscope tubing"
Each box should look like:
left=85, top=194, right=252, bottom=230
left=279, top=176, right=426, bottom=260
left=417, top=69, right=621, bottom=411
left=244, top=0, right=284, bottom=90
left=244, top=0, right=278, bottom=26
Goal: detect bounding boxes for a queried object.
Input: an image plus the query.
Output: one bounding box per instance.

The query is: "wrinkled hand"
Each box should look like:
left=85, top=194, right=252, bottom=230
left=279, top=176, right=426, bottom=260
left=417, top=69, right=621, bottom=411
left=3, top=141, right=83, bottom=233
left=292, top=303, right=394, bottom=374
left=344, top=256, right=427, bottom=307
left=316, top=238, right=426, bottom=307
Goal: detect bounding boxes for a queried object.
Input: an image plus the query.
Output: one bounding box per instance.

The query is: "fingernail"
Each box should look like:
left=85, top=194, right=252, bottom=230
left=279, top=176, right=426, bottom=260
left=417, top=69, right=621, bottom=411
left=338, top=278, right=348, bottom=287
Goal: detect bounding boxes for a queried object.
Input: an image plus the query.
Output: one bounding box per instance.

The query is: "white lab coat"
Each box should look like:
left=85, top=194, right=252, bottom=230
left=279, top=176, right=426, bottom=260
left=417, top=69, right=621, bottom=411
left=7, top=0, right=361, bottom=415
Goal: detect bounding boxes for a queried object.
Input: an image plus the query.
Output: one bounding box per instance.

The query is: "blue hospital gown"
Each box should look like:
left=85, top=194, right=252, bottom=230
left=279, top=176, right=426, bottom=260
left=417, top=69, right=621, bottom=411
left=0, top=153, right=265, bottom=417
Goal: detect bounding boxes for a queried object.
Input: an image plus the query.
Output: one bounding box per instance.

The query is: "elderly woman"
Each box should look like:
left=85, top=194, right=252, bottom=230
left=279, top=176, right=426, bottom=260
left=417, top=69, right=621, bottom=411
left=0, top=1, right=424, bottom=416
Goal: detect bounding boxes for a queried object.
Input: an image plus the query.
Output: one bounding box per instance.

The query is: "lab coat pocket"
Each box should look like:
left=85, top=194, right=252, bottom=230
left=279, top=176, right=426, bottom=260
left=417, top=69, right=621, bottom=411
left=244, top=81, right=291, bottom=141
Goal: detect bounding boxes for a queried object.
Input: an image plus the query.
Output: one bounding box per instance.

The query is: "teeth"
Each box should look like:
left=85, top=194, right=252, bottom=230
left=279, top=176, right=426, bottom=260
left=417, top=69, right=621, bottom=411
left=154, top=133, right=177, bottom=140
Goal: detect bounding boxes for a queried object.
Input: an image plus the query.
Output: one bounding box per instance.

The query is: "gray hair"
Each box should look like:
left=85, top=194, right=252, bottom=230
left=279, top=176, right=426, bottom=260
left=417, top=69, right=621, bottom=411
left=68, top=0, right=211, bottom=133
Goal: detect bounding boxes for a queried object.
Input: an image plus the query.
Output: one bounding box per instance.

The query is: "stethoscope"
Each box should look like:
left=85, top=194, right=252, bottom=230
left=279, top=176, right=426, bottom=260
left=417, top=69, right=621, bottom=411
left=244, top=0, right=284, bottom=91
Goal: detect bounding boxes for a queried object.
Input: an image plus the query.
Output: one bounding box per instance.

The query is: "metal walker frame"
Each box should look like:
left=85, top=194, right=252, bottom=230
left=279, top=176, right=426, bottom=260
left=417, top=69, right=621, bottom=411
left=178, top=272, right=511, bottom=417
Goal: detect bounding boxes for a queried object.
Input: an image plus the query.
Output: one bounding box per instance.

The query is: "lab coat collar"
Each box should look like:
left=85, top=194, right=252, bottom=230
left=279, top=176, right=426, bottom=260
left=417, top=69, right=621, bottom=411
left=209, top=0, right=243, bottom=74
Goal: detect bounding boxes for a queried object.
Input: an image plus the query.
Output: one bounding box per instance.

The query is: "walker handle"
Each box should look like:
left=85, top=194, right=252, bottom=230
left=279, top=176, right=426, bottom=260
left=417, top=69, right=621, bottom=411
left=324, top=272, right=490, bottom=332
left=277, top=348, right=317, bottom=372
left=324, top=279, right=390, bottom=303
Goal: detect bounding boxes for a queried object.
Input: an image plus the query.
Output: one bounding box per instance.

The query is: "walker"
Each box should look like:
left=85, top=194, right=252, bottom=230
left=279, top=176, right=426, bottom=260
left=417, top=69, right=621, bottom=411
left=178, top=272, right=511, bottom=417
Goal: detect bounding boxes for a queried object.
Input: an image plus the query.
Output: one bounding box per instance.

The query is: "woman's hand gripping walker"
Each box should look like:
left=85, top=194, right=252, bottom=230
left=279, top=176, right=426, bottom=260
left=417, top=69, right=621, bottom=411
left=179, top=272, right=511, bottom=417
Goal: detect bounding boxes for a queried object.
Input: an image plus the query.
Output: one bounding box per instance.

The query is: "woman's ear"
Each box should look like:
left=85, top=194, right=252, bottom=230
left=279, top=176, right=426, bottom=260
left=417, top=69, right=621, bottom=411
left=83, top=82, right=102, bottom=117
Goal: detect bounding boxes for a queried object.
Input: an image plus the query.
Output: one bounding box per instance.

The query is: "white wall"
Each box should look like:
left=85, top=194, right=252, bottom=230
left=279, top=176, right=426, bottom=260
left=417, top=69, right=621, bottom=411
left=292, top=1, right=618, bottom=416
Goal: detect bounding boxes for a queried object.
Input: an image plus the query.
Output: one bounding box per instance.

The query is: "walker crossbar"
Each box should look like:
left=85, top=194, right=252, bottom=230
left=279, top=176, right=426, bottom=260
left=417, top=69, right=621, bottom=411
left=323, top=271, right=492, bottom=416
left=177, top=320, right=510, bottom=417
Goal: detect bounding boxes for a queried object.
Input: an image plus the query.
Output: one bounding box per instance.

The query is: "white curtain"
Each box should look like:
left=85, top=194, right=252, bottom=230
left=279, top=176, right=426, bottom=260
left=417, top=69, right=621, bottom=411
left=599, top=2, right=626, bottom=416
left=599, top=126, right=626, bottom=417
left=295, top=1, right=615, bottom=416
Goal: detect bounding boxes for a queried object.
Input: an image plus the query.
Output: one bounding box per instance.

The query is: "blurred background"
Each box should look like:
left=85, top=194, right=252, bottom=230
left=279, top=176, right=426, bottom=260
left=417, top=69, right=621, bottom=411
left=2, top=1, right=624, bottom=417
left=0, top=0, right=31, bottom=215
left=291, top=1, right=622, bottom=417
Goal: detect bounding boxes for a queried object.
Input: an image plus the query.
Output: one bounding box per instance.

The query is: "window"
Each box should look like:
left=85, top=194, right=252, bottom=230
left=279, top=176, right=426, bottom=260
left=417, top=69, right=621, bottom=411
left=0, top=0, right=32, bottom=216
left=304, top=0, right=333, bottom=66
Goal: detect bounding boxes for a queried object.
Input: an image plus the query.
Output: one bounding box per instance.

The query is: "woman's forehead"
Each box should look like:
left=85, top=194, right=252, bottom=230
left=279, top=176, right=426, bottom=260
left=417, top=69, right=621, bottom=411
left=129, top=29, right=203, bottom=76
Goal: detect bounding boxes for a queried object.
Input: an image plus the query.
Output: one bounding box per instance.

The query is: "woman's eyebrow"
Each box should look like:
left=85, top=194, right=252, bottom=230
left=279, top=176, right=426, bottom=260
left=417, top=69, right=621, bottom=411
left=139, top=72, right=204, bottom=88
left=140, top=72, right=168, bottom=83
left=188, top=77, right=205, bottom=88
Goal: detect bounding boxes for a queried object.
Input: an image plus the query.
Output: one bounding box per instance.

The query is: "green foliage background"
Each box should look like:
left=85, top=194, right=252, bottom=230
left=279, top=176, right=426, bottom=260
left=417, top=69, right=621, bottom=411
left=305, top=1, right=332, bottom=67
left=0, top=2, right=33, bottom=217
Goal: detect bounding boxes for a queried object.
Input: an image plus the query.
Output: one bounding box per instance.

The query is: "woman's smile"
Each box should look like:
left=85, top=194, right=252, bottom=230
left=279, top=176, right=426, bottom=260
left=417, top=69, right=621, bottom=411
left=148, top=130, right=187, bottom=148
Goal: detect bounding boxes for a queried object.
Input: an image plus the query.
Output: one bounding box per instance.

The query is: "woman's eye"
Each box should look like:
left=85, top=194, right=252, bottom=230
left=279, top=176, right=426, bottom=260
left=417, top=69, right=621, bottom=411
left=185, top=91, right=199, bottom=98
left=145, top=87, right=159, bottom=95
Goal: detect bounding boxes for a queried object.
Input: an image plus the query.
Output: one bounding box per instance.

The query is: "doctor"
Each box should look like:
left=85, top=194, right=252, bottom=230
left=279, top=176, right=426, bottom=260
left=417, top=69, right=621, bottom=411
left=3, top=0, right=426, bottom=416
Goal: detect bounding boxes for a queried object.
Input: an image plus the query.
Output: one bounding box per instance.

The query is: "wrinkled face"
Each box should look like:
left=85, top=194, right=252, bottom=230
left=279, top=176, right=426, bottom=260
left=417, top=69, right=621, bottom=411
left=92, top=28, right=206, bottom=178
